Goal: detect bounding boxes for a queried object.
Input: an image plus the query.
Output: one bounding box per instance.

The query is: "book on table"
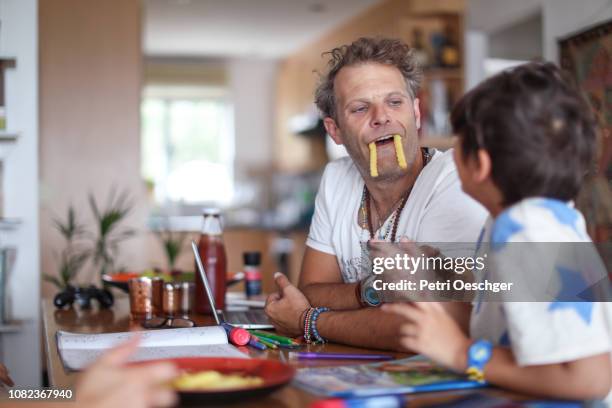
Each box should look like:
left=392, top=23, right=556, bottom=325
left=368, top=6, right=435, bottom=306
left=56, top=326, right=247, bottom=371
left=293, top=355, right=487, bottom=397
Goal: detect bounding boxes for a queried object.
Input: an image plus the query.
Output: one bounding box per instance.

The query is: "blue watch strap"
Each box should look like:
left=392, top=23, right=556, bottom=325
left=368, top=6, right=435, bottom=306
left=466, top=339, right=493, bottom=383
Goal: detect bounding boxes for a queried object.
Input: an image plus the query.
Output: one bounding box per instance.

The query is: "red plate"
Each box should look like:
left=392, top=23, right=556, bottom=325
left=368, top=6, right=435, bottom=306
left=152, top=357, right=295, bottom=404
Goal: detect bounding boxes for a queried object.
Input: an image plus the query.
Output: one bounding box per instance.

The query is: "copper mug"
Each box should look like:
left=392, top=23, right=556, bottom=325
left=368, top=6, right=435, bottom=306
left=162, top=282, right=181, bottom=316
left=128, top=277, right=163, bottom=320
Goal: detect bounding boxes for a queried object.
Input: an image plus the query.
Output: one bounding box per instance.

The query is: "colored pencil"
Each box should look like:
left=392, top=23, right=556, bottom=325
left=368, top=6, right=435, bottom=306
left=247, top=337, right=267, bottom=351
left=249, top=330, right=299, bottom=345
left=288, top=352, right=394, bottom=361
left=252, top=335, right=278, bottom=349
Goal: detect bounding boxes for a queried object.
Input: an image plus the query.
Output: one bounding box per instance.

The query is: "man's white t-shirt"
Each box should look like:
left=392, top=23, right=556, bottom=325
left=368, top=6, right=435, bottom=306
left=306, top=149, right=488, bottom=282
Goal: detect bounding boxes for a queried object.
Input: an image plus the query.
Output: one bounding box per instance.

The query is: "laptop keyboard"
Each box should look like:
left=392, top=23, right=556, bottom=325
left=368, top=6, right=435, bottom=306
left=228, top=310, right=269, bottom=325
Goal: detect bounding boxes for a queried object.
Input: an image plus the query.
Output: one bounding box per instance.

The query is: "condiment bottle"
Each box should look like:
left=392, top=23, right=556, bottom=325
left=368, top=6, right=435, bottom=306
left=243, top=251, right=262, bottom=297
left=194, top=208, right=227, bottom=314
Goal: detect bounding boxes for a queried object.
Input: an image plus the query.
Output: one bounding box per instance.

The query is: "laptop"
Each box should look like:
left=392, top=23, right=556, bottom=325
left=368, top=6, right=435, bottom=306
left=191, top=241, right=274, bottom=329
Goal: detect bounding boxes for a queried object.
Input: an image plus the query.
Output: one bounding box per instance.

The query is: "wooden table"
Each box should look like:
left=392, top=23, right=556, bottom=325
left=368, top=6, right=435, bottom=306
left=42, top=298, right=526, bottom=407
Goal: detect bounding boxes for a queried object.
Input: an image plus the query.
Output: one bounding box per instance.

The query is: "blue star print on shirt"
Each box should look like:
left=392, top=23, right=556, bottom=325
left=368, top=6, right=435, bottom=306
left=491, top=212, right=523, bottom=251
left=548, top=265, right=594, bottom=324
left=535, top=199, right=583, bottom=237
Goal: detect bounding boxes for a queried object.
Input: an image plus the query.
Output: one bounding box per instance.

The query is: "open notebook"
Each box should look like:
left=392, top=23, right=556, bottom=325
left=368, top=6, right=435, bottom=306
left=56, top=326, right=247, bottom=371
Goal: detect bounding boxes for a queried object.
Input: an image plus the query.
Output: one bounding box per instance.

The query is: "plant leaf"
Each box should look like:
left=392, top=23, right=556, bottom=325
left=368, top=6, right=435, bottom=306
left=43, top=274, right=64, bottom=289
left=88, top=193, right=101, bottom=223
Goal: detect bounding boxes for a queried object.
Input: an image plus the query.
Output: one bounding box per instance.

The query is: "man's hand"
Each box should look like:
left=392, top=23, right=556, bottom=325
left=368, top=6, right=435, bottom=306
left=382, top=302, right=471, bottom=372
left=264, top=272, right=311, bottom=337
left=76, top=334, right=178, bottom=408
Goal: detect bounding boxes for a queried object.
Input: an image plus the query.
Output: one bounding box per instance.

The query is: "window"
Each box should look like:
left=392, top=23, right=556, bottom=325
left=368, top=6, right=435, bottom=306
left=141, top=84, right=234, bottom=207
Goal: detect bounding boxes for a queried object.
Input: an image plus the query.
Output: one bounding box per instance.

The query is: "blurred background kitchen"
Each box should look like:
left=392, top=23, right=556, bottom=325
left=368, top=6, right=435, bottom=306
left=0, top=0, right=610, bottom=386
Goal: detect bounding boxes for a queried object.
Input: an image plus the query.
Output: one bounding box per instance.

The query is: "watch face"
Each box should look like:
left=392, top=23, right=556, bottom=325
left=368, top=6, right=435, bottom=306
left=365, top=286, right=381, bottom=305
left=469, top=341, right=492, bottom=363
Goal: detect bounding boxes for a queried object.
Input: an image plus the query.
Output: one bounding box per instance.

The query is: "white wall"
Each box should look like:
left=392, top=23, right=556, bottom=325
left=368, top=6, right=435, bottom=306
left=542, top=0, right=612, bottom=62
left=228, top=57, right=277, bottom=181
left=467, top=0, right=542, bottom=33
left=466, top=0, right=612, bottom=88
left=0, top=0, right=41, bottom=386
left=489, top=13, right=542, bottom=60
left=464, top=30, right=488, bottom=91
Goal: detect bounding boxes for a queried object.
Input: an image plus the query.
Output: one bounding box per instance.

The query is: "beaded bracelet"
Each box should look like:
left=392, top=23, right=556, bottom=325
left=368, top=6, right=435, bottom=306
left=303, top=307, right=316, bottom=344
left=311, top=307, right=329, bottom=343
left=303, top=307, right=329, bottom=344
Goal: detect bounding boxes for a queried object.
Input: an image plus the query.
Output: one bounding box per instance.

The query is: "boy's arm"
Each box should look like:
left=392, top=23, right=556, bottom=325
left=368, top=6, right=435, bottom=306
left=480, top=348, right=611, bottom=400
left=384, top=302, right=612, bottom=400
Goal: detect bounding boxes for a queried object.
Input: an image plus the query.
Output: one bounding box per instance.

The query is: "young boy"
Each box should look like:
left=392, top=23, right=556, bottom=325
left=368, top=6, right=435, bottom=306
left=383, top=62, right=612, bottom=402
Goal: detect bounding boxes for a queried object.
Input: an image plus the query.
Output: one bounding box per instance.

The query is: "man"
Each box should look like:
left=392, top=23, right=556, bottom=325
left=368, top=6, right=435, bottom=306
left=265, top=37, right=486, bottom=351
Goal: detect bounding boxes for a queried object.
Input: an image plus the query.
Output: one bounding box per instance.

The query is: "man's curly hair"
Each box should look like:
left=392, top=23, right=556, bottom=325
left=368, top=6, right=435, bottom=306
left=314, top=37, right=422, bottom=121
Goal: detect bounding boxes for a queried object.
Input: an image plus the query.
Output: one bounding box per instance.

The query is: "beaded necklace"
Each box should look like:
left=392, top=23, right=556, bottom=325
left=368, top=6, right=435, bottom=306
left=360, top=185, right=408, bottom=242
left=359, top=148, right=432, bottom=242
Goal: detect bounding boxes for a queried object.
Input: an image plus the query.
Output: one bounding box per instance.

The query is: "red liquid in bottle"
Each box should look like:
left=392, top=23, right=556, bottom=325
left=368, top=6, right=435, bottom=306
left=194, top=210, right=227, bottom=314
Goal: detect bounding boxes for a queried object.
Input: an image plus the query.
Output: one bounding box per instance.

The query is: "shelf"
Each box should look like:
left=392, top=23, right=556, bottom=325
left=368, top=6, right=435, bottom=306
left=0, top=321, right=23, bottom=333
left=0, top=132, right=19, bottom=160
left=0, top=132, right=19, bottom=142
left=0, top=58, right=16, bottom=70
left=423, top=67, right=462, bottom=80
left=0, top=219, right=22, bottom=230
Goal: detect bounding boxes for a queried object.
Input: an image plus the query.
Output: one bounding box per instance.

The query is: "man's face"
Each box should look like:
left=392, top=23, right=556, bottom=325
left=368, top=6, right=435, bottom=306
left=324, top=62, right=421, bottom=181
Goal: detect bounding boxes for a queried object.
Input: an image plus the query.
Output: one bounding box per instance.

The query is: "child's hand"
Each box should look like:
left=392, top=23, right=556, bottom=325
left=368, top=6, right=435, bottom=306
left=76, top=334, right=178, bottom=408
left=382, top=302, right=472, bottom=372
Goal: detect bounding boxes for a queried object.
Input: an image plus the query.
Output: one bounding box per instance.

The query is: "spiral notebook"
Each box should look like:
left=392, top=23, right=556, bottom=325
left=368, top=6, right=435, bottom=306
left=56, top=326, right=247, bottom=371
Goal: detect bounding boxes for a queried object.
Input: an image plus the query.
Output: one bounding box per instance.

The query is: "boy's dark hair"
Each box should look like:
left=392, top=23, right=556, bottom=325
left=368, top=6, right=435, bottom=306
left=315, top=37, right=421, bottom=121
left=451, top=62, right=596, bottom=205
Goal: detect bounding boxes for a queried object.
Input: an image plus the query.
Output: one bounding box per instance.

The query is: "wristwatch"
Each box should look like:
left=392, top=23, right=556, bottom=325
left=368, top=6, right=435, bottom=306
left=466, top=339, right=493, bottom=383
left=358, top=275, right=382, bottom=307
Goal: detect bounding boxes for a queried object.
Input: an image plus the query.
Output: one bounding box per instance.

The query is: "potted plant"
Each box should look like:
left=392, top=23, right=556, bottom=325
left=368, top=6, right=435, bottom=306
left=43, top=206, right=89, bottom=289
left=88, top=188, right=135, bottom=280
left=155, top=227, right=186, bottom=276
left=44, top=207, right=114, bottom=309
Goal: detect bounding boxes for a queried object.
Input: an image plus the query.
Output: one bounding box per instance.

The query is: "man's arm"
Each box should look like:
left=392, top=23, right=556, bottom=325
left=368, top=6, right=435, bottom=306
left=315, top=302, right=471, bottom=351
left=267, top=272, right=472, bottom=351
left=315, top=308, right=411, bottom=351
left=298, top=247, right=361, bottom=310
left=267, top=271, right=412, bottom=351
left=297, top=247, right=426, bottom=350
left=299, top=243, right=474, bottom=329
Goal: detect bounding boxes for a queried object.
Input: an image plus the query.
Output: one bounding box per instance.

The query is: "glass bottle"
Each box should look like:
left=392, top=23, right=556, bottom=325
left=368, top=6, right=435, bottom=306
left=243, top=251, right=262, bottom=297
left=194, top=208, right=227, bottom=314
